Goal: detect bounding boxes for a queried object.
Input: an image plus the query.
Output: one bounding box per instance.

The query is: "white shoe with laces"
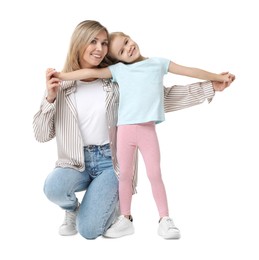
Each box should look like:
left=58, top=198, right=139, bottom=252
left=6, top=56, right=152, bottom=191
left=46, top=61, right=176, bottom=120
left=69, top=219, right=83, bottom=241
left=103, top=215, right=134, bottom=238
left=59, top=203, right=80, bottom=236
left=158, top=216, right=181, bottom=239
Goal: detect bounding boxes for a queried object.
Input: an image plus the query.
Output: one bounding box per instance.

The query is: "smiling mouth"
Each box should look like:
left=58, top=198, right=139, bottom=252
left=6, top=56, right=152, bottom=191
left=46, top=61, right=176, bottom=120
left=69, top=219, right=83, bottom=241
left=129, top=47, right=135, bottom=57
left=92, top=53, right=102, bottom=59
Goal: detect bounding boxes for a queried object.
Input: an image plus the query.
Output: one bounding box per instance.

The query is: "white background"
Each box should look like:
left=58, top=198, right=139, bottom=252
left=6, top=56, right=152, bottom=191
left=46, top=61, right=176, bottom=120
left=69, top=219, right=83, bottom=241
left=1, top=0, right=258, bottom=259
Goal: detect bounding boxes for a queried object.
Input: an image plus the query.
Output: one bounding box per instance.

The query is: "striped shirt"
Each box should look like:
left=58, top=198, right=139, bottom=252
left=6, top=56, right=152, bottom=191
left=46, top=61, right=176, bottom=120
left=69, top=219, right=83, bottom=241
left=33, top=79, right=214, bottom=192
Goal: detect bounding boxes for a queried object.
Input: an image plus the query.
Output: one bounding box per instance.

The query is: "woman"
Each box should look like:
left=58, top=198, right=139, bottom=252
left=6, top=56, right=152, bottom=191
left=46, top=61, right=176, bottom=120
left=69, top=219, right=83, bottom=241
left=33, top=20, right=233, bottom=240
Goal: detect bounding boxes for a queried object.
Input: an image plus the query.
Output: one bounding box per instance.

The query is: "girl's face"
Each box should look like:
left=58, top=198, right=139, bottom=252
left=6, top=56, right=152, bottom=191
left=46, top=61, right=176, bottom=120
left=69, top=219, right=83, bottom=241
left=81, top=30, right=109, bottom=68
left=109, top=35, right=141, bottom=63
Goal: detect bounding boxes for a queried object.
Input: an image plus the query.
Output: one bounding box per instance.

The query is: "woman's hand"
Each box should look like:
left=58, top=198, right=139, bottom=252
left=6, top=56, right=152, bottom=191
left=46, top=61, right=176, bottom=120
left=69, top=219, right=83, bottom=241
left=212, top=72, right=235, bottom=91
left=46, top=68, right=61, bottom=103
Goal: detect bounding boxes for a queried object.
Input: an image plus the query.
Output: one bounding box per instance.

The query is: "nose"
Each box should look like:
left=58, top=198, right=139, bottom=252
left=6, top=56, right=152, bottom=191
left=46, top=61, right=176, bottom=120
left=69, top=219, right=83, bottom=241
left=96, top=42, right=103, bottom=51
left=126, top=44, right=133, bottom=54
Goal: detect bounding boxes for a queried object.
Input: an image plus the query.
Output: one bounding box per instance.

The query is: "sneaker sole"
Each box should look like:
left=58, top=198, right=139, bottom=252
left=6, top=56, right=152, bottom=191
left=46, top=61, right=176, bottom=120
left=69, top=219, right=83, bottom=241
left=103, top=228, right=134, bottom=238
left=59, top=228, right=78, bottom=236
left=158, top=231, right=181, bottom=239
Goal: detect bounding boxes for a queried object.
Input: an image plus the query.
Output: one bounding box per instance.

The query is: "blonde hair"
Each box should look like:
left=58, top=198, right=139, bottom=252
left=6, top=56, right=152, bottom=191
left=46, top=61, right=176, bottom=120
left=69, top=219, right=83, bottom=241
left=62, top=20, right=109, bottom=72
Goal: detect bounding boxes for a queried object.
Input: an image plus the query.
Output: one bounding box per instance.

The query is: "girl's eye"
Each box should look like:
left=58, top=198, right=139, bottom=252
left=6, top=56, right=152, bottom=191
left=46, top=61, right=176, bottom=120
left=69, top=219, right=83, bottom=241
left=102, top=42, right=108, bottom=46
left=91, top=39, right=97, bottom=44
left=121, top=50, right=124, bottom=55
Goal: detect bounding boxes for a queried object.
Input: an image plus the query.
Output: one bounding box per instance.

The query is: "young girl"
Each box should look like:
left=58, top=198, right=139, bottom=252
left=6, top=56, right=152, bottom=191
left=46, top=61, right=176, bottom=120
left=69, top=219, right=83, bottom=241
left=55, top=32, right=232, bottom=239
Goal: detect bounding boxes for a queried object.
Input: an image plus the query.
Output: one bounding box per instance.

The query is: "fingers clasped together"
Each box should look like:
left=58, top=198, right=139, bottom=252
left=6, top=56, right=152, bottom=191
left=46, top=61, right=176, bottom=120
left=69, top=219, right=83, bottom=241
left=213, top=72, right=236, bottom=92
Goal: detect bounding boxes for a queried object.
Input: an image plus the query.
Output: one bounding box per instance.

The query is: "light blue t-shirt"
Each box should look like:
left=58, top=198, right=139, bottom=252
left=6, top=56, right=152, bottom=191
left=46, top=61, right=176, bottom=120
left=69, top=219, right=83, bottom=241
left=109, top=57, right=170, bottom=126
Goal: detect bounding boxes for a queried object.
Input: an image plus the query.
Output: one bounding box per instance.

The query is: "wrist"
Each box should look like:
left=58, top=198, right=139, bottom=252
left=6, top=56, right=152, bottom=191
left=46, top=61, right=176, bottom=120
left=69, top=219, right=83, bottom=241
left=46, top=96, right=56, bottom=103
left=202, top=81, right=214, bottom=103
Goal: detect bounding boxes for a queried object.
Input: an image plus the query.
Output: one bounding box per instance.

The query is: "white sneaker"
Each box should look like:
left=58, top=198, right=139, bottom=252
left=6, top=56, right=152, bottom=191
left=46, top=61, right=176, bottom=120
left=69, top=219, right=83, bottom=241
left=103, top=215, right=134, bottom=238
left=59, top=203, right=80, bottom=236
left=158, top=217, right=181, bottom=239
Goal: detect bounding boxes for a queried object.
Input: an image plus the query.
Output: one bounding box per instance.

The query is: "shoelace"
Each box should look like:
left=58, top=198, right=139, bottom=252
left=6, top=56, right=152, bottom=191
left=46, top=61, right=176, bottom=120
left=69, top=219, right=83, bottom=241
left=63, top=210, right=76, bottom=225
left=113, top=216, right=125, bottom=226
left=112, top=215, right=132, bottom=228
left=63, top=203, right=80, bottom=225
left=166, top=218, right=179, bottom=231
left=166, top=218, right=175, bottom=227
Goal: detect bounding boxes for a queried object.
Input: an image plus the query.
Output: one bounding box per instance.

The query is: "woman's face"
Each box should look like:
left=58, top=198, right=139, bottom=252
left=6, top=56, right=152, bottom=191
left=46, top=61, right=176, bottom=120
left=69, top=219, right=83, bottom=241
left=81, top=30, right=109, bottom=68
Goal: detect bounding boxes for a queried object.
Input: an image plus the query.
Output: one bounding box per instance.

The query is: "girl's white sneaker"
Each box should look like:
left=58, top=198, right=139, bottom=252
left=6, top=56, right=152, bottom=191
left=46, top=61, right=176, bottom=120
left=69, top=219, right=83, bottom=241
left=158, top=217, right=181, bottom=239
left=103, top=215, right=134, bottom=238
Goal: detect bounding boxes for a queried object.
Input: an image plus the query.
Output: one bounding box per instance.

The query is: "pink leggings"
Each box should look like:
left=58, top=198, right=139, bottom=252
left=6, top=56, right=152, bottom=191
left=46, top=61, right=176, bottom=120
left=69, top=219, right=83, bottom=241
left=117, top=122, right=169, bottom=218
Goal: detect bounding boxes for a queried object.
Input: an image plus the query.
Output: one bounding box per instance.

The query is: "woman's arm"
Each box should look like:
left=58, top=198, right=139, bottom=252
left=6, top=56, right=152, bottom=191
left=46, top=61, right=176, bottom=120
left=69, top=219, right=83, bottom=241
left=163, top=74, right=234, bottom=113
left=33, top=68, right=59, bottom=142
left=33, top=94, right=56, bottom=142
left=163, top=81, right=214, bottom=113
left=168, top=61, right=230, bottom=82
left=55, top=67, right=112, bottom=81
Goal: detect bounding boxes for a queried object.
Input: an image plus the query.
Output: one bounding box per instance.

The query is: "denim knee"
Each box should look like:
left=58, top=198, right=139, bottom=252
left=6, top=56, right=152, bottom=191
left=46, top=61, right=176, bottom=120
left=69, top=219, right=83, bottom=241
left=77, top=219, right=102, bottom=240
left=43, top=179, right=59, bottom=202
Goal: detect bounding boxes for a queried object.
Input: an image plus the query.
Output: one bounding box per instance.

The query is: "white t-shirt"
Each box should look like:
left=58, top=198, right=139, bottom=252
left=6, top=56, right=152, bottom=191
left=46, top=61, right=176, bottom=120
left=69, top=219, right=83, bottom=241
left=72, top=79, right=109, bottom=146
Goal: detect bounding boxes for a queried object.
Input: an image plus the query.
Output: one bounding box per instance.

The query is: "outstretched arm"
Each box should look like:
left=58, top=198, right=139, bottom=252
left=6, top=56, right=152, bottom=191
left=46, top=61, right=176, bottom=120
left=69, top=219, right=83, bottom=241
left=168, top=61, right=231, bottom=82
left=164, top=73, right=235, bottom=113
left=54, top=67, right=112, bottom=81
left=164, top=81, right=214, bottom=113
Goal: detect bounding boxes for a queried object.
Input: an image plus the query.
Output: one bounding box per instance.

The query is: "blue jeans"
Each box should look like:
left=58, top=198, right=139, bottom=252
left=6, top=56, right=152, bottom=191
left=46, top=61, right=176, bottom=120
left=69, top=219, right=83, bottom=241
left=44, top=144, right=119, bottom=239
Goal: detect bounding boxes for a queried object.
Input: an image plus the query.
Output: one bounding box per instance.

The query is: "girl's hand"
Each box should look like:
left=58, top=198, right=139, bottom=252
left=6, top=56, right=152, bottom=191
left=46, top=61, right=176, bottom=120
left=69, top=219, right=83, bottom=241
left=46, top=68, right=61, bottom=103
left=212, top=72, right=235, bottom=91
left=221, top=72, right=232, bottom=83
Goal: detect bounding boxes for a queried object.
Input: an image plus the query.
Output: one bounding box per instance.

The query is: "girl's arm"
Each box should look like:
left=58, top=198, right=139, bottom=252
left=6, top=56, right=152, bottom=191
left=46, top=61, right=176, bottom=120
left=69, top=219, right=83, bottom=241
left=168, top=61, right=230, bottom=82
left=55, top=67, right=112, bottom=81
